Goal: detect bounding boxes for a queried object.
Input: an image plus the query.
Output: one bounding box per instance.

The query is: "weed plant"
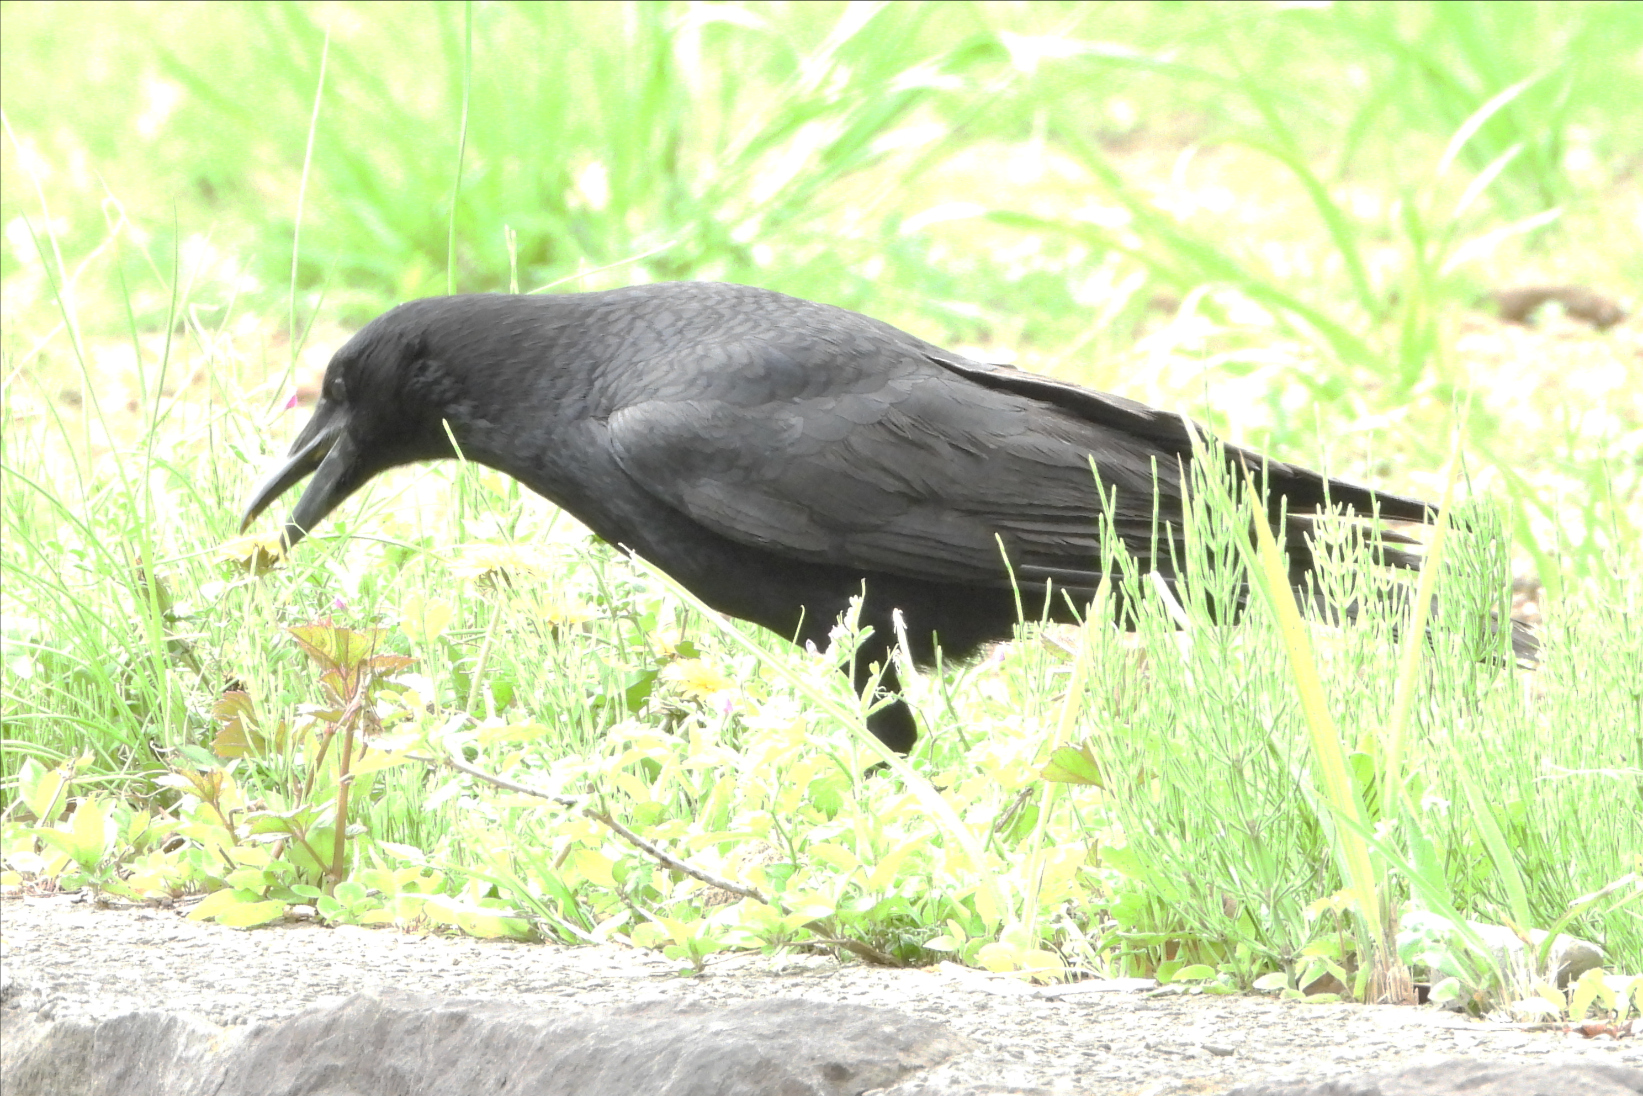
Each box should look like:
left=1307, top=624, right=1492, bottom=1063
left=3, top=0, right=1640, bottom=1017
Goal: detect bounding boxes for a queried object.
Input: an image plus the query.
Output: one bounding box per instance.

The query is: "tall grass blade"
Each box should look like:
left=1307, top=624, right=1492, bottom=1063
left=1241, top=475, right=1383, bottom=956
left=1452, top=753, right=1533, bottom=930
left=1381, top=443, right=1458, bottom=799
left=446, top=1, right=472, bottom=297
left=1437, top=77, right=1537, bottom=180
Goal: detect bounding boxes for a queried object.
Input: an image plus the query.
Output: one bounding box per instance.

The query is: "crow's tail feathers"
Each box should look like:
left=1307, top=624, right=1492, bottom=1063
left=1301, top=581, right=1540, bottom=668
left=1509, top=617, right=1541, bottom=663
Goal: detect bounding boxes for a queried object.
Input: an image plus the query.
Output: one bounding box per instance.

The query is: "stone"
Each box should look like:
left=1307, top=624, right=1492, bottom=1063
left=1221, top=1054, right=1643, bottom=1096
left=2, top=993, right=973, bottom=1096
left=1467, top=921, right=1605, bottom=986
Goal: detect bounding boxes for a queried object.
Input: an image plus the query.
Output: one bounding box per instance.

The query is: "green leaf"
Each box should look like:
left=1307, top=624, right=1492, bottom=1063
left=214, top=899, right=289, bottom=928
left=350, top=745, right=417, bottom=777
left=1041, top=743, right=1104, bottom=786
left=430, top=902, right=532, bottom=941
left=188, top=887, right=263, bottom=922
left=288, top=624, right=389, bottom=674
left=630, top=922, right=668, bottom=948
left=570, top=849, right=617, bottom=888
left=1429, top=978, right=1463, bottom=1004
left=21, top=759, right=68, bottom=822
left=807, top=842, right=859, bottom=874
left=865, top=839, right=922, bottom=892
left=1453, top=760, right=1532, bottom=930
left=247, top=804, right=328, bottom=836
left=334, top=880, right=369, bottom=907
left=212, top=691, right=263, bottom=759
left=224, top=867, right=272, bottom=891
left=32, top=830, right=85, bottom=870
left=1569, top=967, right=1611, bottom=1021
left=37, top=797, right=111, bottom=869
left=1170, top=964, right=1218, bottom=983
left=399, top=595, right=453, bottom=642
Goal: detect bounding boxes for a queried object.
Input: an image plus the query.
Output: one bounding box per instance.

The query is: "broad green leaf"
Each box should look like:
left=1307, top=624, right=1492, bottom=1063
left=865, top=838, right=922, bottom=892
left=21, top=759, right=68, bottom=823
left=808, top=842, right=859, bottom=874
left=571, top=849, right=617, bottom=888
left=399, top=595, right=453, bottom=642
left=424, top=899, right=532, bottom=940
left=33, top=829, right=97, bottom=869
left=212, top=691, right=262, bottom=759
left=335, top=880, right=369, bottom=907
left=69, top=796, right=110, bottom=866
left=214, top=899, right=288, bottom=928
left=630, top=922, right=668, bottom=948
left=1170, top=964, right=1218, bottom=983
left=224, top=867, right=272, bottom=890
left=975, top=941, right=1021, bottom=972
left=1569, top=967, right=1611, bottom=1021
left=188, top=888, right=263, bottom=921
left=1041, top=744, right=1103, bottom=787
left=288, top=624, right=389, bottom=674
left=350, top=745, right=417, bottom=777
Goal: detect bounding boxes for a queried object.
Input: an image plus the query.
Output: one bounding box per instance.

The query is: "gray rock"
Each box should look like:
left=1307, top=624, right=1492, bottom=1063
left=866, top=1087, right=1058, bottom=1095
left=1467, top=921, right=1605, bottom=986
left=1222, top=1055, right=1643, bottom=1096
left=3, top=993, right=973, bottom=1096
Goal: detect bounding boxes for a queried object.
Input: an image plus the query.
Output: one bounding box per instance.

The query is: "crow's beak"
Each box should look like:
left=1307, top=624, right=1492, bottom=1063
left=239, top=400, right=360, bottom=549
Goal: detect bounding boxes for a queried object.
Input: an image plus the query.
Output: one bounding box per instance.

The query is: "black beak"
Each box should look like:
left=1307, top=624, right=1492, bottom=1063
left=239, top=400, right=361, bottom=549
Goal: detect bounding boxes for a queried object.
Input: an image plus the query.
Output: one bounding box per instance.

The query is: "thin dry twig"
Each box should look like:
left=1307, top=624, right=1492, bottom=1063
left=443, top=749, right=767, bottom=903
left=443, top=745, right=908, bottom=966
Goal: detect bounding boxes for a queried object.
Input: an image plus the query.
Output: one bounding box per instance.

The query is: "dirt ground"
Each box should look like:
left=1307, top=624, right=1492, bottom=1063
left=2, top=893, right=1636, bottom=1095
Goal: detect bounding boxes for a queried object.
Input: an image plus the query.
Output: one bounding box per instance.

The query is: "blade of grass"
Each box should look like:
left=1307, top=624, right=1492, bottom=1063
left=446, top=0, right=472, bottom=297
left=1240, top=472, right=1383, bottom=955
left=1451, top=749, right=1533, bottom=931
left=1019, top=574, right=1107, bottom=936
left=270, top=20, right=330, bottom=417
left=1381, top=438, right=1459, bottom=798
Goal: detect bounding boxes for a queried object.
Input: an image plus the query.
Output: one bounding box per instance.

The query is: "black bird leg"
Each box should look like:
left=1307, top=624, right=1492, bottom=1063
left=856, top=658, right=920, bottom=755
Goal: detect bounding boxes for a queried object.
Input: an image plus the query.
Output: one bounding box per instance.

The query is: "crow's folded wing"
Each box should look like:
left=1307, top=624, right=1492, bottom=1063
left=606, top=362, right=1193, bottom=592
left=925, top=353, right=1432, bottom=522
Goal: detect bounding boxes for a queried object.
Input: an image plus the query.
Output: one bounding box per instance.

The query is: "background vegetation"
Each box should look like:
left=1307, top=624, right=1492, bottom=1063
left=3, top=0, right=1639, bottom=1015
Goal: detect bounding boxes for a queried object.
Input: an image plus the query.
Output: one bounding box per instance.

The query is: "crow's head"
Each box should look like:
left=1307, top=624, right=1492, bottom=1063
left=239, top=305, right=468, bottom=548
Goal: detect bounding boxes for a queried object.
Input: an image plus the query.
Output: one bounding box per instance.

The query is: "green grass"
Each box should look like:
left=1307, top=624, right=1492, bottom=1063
left=3, top=0, right=1640, bottom=1011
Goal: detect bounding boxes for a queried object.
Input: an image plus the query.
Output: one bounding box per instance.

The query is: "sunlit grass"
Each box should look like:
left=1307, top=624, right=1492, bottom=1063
left=2, top=0, right=1640, bottom=1006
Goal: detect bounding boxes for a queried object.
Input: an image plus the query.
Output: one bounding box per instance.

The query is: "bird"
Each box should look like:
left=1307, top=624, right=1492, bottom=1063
left=240, top=281, right=1523, bottom=753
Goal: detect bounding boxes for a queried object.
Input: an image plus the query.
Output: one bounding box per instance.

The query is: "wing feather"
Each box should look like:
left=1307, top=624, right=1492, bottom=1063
left=607, top=366, right=1179, bottom=591
left=606, top=343, right=1429, bottom=593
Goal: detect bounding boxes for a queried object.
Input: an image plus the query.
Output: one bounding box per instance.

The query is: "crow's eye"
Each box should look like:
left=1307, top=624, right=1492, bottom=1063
left=326, top=376, right=348, bottom=404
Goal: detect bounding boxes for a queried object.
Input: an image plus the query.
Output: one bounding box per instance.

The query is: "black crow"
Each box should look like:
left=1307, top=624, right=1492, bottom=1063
left=240, top=282, right=1507, bottom=752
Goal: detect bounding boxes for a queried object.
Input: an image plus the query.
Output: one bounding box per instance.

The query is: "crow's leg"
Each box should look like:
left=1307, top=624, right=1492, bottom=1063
left=849, top=655, right=919, bottom=754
